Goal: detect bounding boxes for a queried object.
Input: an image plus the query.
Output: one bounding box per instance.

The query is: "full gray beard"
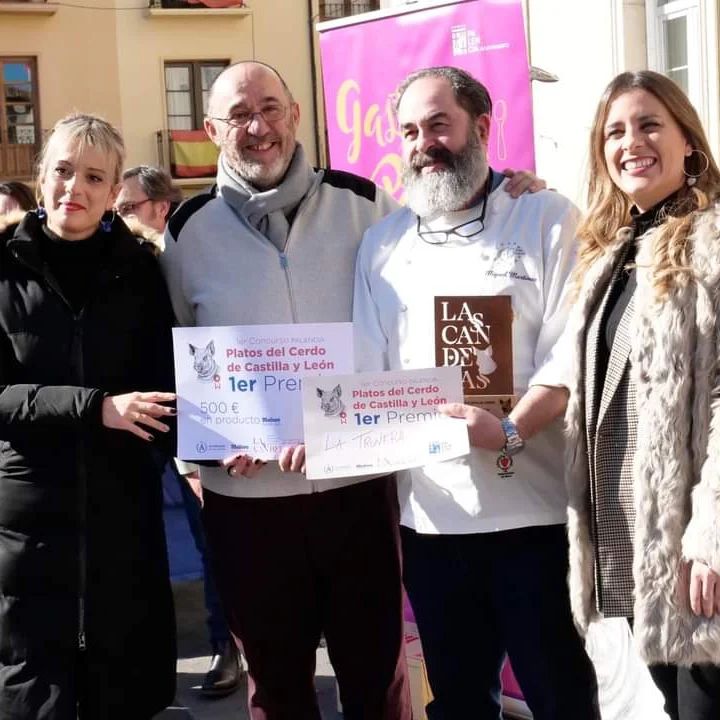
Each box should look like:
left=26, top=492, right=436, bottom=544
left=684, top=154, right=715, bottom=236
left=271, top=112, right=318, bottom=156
left=403, top=142, right=489, bottom=218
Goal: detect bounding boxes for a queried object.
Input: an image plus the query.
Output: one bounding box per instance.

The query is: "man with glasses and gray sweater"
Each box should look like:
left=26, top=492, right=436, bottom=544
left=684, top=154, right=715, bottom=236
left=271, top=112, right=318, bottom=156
left=160, top=60, right=411, bottom=720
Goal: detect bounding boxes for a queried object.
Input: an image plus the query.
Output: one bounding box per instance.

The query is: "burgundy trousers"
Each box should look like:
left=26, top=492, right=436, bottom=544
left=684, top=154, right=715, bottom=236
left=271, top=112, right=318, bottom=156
left=202, top=475, right=412, bottom=720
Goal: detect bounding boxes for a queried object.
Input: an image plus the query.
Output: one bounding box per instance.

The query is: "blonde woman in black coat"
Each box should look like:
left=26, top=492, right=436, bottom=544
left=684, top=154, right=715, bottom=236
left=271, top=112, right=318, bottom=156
left=0, top=113, right=177, bottom=719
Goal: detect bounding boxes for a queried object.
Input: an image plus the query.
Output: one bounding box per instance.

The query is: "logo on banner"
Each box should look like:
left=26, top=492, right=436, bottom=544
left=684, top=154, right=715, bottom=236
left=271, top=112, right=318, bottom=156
left=316, top=384, right=348, bottom=424
left=450, top=24, right=510, bottom=56
left=189, top=340, right=221, bottom=386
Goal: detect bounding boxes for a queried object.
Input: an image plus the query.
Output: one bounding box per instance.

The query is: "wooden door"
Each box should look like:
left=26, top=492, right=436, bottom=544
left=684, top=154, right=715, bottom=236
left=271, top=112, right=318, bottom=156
left=0, top=58, right=39, bottom=180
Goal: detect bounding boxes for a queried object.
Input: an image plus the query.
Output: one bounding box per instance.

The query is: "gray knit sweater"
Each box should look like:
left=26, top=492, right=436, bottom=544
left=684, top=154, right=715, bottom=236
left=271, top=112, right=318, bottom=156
left=161, top=147, right=398, bottom=497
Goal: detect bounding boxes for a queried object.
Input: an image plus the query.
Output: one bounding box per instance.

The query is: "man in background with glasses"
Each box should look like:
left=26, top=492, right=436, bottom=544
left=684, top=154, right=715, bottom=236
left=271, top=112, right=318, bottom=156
left=354, top=66, right=600, bottom=720
left=116, top=165, right=185, bottom=239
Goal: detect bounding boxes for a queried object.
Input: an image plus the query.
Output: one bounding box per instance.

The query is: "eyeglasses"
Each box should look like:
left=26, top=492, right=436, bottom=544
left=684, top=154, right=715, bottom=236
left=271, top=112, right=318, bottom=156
left=415, top=182, right=490, bottom=245
left=416, top=215, right=485, bottom=245
left=208, top=104, right=287, bottom=130
left=116, top=198, right=153, bottom=217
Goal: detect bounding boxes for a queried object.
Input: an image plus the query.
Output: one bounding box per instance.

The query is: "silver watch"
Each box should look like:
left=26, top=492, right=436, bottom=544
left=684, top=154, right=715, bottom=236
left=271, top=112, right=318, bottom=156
left=500, top=417, right=524, bottom=456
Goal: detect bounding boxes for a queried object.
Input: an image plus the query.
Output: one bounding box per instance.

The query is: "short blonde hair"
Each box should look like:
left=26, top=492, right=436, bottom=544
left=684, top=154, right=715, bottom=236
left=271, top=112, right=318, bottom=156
left=36, top=113, right=126, bottom=190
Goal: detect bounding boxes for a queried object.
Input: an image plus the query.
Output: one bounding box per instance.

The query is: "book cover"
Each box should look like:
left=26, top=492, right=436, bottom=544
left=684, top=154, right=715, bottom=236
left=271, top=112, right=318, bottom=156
left=434, top=296, right=514, bottom=411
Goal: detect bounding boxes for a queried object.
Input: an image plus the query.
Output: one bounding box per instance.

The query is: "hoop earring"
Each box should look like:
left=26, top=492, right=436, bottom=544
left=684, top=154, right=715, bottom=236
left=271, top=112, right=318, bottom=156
left=36, top=206, right=46, bottom=220
left=100, top=210, right=116, bottom=233
left=684, top=148, right=710, bottom=187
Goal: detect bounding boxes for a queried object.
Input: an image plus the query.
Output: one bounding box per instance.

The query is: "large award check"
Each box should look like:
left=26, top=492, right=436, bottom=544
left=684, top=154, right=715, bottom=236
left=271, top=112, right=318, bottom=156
left=173, top=323, right=353, bottom=460
left=302, top=366, right=470, bottom=480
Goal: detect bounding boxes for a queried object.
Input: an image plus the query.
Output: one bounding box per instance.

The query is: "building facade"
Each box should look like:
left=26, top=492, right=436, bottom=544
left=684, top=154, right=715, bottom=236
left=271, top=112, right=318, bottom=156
left=0, top=0, right=320, bottom=189
left=0, top=0, right=715, bottom=205
left=526, top=0, right=719, bottom=205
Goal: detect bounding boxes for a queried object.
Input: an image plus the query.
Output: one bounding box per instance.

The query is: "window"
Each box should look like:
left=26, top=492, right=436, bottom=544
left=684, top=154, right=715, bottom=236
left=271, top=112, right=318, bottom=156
left=0, top=57, right=39, bottom=180
left=319, top=0, right=379, bottom=21
left=164, top=60, right=228, bottom=131
left=163, top=60, right=227, bottom=179
left=646, top=1, right=701, bottom=113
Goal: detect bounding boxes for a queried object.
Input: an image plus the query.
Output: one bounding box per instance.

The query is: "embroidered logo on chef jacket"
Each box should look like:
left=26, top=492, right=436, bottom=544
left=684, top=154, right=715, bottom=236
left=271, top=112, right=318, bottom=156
left=486, top=242, right=537, bottom=282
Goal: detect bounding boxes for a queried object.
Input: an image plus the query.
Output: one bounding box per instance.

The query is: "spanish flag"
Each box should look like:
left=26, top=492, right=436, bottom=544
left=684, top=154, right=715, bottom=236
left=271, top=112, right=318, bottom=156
left=169, top=130, right=219, bottom=178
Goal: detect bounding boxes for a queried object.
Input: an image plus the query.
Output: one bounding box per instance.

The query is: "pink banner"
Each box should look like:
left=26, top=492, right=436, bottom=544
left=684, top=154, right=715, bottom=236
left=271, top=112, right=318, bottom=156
left=318, top=0, right=534, bottom=201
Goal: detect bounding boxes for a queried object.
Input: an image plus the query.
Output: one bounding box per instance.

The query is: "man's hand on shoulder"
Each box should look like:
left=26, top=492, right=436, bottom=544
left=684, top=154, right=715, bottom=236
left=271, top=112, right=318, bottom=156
left=502, top=168, right=547, bottom=198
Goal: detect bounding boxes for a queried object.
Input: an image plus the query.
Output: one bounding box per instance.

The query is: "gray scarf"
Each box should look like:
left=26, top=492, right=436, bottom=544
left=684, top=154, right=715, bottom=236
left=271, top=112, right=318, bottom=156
left=216, top=144, right=316, bottom=252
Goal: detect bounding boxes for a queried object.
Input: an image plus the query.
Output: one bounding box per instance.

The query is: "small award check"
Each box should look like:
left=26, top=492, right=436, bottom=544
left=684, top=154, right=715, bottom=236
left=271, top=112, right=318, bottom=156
left=302, top=366, right=470, bottom=480
left=173, top=322, right=353, bottom=460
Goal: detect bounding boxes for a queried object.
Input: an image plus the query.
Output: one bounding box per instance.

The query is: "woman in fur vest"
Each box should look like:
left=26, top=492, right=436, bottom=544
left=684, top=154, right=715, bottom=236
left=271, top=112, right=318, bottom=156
left=0, top=114, right=177, bottom=719
left=565, top=70, right=720, bottom=719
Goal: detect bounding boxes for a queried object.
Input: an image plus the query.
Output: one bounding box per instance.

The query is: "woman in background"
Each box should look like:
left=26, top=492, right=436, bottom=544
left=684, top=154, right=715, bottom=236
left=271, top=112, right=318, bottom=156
left=0, top=180, right=36, bottom=214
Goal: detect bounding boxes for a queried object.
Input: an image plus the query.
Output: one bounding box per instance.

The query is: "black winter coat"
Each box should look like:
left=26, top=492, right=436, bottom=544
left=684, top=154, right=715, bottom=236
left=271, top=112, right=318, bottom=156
left=0, top=212, right=176, bottom=719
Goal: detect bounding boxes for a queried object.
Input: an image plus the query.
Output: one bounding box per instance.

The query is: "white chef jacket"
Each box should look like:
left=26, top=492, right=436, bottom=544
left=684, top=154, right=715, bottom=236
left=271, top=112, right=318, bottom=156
left=353, top=178, right=579, bottom=534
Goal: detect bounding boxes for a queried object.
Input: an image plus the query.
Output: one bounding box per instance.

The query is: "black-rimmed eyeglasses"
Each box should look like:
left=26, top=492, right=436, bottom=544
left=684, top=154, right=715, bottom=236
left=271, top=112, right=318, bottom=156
left=415, top=185, right=489, bottom=245
left=208, top=105, right=287, bottom=130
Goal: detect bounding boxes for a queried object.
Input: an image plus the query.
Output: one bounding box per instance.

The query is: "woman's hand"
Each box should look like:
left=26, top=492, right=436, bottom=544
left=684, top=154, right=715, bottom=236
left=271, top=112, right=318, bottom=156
left=689, top=561, right=720, bottom=617
left=101, top=391, right=176, bottom=441
left=221, top=454, right=267, bottom=479
left=278, top=444, right=306, bottom=473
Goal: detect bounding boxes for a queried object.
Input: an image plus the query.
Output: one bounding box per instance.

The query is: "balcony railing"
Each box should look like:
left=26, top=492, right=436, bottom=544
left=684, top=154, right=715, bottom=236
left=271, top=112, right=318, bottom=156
left=156, top=129, right=218, bottom=180
left=0, top=1, right=57, bottom=14
left=149, top=0, right=246, bottom=8
left=319, top=1, right=378, bottom=20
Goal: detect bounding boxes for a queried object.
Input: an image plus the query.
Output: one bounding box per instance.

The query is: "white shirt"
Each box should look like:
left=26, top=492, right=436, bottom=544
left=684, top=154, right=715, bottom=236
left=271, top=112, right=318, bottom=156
left=353, top=179, right=579, bottom=533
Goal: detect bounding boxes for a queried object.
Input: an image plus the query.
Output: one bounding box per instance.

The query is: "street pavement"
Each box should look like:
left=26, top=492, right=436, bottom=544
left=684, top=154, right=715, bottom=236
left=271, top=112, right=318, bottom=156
left=155, top=579, right=343, bottom=720
left=152, top=578, right=671, bottom=720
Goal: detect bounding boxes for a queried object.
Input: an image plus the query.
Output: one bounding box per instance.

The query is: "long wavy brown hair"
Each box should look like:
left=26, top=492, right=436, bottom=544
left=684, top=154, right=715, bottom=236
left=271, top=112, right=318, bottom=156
left=575, top=71, right=720, bottom=298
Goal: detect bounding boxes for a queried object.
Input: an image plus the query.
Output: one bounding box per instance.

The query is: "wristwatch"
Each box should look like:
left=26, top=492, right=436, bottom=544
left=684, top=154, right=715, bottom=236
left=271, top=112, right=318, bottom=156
left=500, top=417, right=524, bottom=456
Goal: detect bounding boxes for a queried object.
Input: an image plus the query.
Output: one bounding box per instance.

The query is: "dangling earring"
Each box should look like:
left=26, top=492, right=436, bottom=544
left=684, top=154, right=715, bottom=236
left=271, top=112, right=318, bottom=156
left=684, top=148, right=710, bottom=187
left=100, top=210, right=116, bottom=233
left=36, top=206, right=46, bottom=220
